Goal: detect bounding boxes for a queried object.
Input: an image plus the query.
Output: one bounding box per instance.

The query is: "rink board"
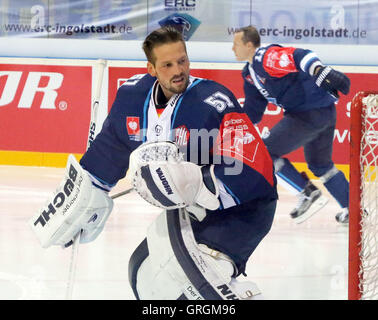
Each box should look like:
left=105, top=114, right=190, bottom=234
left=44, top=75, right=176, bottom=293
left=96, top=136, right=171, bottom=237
left=1, top=58, right=378, bottom=179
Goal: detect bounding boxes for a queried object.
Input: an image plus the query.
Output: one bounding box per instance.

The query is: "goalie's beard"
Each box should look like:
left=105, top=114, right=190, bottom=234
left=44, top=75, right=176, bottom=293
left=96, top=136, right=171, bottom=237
left=160, top=72, right=190, bottom=97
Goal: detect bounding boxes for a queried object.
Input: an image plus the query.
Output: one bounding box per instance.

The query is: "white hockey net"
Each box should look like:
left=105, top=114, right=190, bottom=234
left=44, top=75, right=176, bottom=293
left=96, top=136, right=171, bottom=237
left=354, top=93, right=378, bottom=299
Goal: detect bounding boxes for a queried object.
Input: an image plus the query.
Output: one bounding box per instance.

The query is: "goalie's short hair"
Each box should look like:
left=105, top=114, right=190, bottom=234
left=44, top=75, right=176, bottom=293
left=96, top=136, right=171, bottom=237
left=143, top=26, right=187, bottom=65
left=238, top=25, right=261, bottom=48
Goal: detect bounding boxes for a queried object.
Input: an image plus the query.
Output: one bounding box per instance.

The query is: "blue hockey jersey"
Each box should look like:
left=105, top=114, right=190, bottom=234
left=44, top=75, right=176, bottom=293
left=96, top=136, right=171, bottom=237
left=80, top=73, right=277, bottom=209
left=242, top=44, right=338, bottom=124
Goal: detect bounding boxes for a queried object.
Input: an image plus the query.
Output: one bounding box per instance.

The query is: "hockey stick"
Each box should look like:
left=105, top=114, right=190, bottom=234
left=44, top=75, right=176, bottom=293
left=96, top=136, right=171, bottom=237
left=65, top=59, right=107, bottom=300
left=111, top=188, right=133, bottom=199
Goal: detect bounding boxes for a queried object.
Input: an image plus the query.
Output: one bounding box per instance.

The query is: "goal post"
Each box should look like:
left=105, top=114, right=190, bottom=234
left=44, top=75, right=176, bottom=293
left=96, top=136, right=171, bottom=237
left=349, top=91, right=378, bottom=300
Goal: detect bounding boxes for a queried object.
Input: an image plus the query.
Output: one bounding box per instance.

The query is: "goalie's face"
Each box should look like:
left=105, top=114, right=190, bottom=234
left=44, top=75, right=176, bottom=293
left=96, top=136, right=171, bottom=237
left=147, top=41, right=190, bottom=100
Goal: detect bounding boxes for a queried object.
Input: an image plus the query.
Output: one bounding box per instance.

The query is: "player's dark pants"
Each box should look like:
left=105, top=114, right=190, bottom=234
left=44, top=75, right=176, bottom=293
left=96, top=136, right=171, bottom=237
left=264, top=104, right=336, bottom=178
left=190, top=197, right=277, bottom=276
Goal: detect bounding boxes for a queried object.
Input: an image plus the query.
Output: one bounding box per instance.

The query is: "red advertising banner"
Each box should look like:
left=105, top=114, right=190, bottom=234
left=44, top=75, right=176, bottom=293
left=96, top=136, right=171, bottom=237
left=0, top=64, right=92, bottom=154
left=108, top=66, right=378, bottom=166
left=2, top=61, right=374, bottom=167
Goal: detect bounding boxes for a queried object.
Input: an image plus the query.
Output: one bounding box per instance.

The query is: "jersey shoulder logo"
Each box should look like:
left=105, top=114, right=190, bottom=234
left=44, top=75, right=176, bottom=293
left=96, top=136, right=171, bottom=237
left=263, top=47, right=297, bottom=77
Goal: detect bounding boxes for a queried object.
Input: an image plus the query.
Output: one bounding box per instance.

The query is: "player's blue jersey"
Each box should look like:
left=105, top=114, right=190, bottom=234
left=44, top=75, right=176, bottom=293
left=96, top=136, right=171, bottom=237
left=80, top=73, right=277, bottom=209
left=242, top=44, right=337, bottom=124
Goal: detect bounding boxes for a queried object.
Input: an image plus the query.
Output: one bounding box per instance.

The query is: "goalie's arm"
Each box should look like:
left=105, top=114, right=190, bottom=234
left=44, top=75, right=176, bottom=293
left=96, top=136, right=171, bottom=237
left=129, top=116, right=277, bottom=220
left=129, top=139, right=276, bottom=221
left=79, top=87, right=135, bottom=187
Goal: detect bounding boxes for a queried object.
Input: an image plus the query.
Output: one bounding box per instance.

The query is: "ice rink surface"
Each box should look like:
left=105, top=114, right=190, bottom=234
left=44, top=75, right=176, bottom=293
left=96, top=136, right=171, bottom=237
left=0, top=165, right=348, bottom=300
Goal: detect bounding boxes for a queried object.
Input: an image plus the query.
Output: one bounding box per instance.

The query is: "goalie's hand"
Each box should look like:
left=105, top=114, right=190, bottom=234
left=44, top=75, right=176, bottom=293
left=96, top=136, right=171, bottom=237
left=29, top=155, right=113, bottom=248
left=129, top=141, right=220, bottom=214
left=313, top=66, right=350, bottom=98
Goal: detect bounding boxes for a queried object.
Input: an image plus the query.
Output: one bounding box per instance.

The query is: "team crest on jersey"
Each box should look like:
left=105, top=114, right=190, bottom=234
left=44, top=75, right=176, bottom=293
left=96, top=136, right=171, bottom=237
left=265, top=47, right=296, bottom=75
left=126, top=116, right=141, bottom=141
left=174, top=125, right=189, bottom=146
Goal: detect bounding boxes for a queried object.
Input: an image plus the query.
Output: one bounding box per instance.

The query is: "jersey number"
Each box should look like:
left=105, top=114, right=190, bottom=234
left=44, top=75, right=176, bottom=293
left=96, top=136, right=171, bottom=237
left=122, top=74, right=146, bottom=86
left=254, top=49, right=266, bottom=62
left=204, top=91, right=234, bottom=113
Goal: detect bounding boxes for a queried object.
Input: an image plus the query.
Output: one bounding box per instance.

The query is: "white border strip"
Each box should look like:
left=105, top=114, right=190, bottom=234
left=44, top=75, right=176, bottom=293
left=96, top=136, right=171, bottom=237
left=1, top=37, right=378, bottom=66
left=2, top=56, right=378, bottom=74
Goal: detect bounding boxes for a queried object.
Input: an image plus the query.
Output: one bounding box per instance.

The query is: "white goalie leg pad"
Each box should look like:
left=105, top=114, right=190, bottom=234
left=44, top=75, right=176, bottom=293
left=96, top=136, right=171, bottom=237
left=135, top=211, right=188, bottom=300
left=230, top=278, right=263, bottom=300
left=135, top=210, right=200, bottom=300
left=29, top=154, right=114, bottom=248
left=133, top=209, right=261, bottom=300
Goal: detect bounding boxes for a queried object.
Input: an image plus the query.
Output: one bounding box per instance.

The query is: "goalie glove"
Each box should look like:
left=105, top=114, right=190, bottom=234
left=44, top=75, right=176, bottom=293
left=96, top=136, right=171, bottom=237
left=313, top=65, right=350, bottom=98
left=129, top=141, right=220, bottom=216
left=29, top=154, right=113, bottom=248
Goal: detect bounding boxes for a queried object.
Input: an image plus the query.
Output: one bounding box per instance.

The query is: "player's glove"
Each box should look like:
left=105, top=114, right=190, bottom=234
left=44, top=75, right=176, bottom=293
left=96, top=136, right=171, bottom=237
left=29, top=154, right=113, bottom=248
left=313, top=65, right=350, bottom=98
left=129, top=141, right=220, bottom=220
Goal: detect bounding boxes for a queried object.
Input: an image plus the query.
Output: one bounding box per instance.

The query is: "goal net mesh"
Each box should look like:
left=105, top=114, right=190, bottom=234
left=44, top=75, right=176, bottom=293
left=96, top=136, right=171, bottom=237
left=357, top=94, right=378, bottom=299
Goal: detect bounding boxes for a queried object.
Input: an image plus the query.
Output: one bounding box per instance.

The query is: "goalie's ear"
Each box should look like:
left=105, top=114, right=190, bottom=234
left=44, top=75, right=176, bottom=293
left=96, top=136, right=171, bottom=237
left=147, top=61, right=157, bottom=77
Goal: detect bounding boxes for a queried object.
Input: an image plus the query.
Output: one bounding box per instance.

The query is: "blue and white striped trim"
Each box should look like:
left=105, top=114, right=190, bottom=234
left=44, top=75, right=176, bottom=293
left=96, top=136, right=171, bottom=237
left=86, top=170, right=115, bottom=192
left=217, top=179, right=240, bottom=209
left=300, top=52, right=323, bottom=75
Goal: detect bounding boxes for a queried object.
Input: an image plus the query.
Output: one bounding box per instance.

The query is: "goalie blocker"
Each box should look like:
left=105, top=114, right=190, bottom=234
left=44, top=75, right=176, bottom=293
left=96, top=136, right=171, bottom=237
left=29, top=155, right=113, bottom=248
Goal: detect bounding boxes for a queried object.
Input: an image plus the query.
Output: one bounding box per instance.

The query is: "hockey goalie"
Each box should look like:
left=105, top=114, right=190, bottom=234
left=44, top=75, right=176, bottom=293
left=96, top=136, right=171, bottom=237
left=29, top=26, right=278, bottom=300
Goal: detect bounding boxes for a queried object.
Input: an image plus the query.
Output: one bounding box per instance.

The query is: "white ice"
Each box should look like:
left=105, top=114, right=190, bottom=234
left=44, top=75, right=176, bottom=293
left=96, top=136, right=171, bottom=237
left=0, top=165, right=348, bottom=300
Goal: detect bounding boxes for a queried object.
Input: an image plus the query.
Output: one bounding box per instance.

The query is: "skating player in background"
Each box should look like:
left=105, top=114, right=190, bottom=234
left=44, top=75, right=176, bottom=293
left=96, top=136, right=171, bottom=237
left=232, top=25, right=350, bottom=224
left=30, top=26, right=278, bottom=300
